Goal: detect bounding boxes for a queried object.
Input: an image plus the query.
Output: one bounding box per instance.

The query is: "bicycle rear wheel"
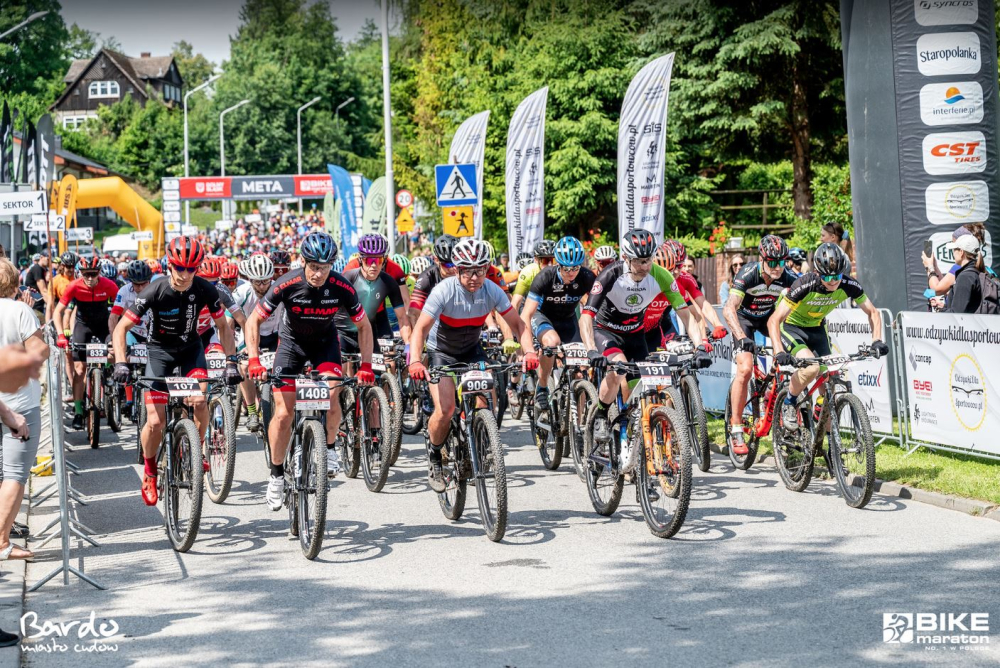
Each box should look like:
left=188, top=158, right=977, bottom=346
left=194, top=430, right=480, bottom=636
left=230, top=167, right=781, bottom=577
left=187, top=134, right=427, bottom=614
left=680, top=375, right=710, bottom=472
left=771, top=389, right=815, bottom=492
left=637, top=405, right=692, bottom=538
left=260, top=383, right=273, bottom=467
left=339, top=388, right=360, bottom=478
left=205, top=395, right=236, bottom=504
left=569, top=379, right=598, bottom=482
left=829, top=392, right=876, bottom=509
left=379, top=374, right=403, bottom=466
left=104, top=376, right=122, bottom=433
left=724, top=382, right=761, bottom=470
left=583, top=404, right=624, bottom=516
left=359, top=387, right=391, bottom=492
left=400, top=377, right=424, bottom=435
left=436, top=434, right=467, bottom=520
left=87, top=367, right=102, bottom=449
left=472, top=410, right=507, bottom=542
left=297, top=420, right=328, bottom=560
left=164, top=418, right=204, bottom=552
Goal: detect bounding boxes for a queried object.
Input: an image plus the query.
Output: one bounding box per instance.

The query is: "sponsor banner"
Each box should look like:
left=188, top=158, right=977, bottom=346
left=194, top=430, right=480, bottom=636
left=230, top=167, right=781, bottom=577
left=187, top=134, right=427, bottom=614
left=697, top=307, right=735, bottom=413
left=178, top=177, right=231, bottom=200
left=162, top=201, right=181, bottom=212
left=914, top=0, right=979, bottom=26
left=361, top=176, right=387, bottom=235
left=928, top=229, right=993, bottom=267
left=826, top=309, right=894, bottom=434
left=915, top=31, right=981, bottom=76
left=900, top=311, right=1000, bottom=455
left=181, top=224, right=198, bottom=236
left=162, top=190, right=179, bottom=202
left=162, top=178, right=179, bottom=191
left=323, top=191, right=336, bottom=238
left=163, top=211, right=181, bottom=223
left=232, top=176, right=295, bottom=199
left=924, top=180, right=988, bottom=224
left=293, top=175, right=333, bottom=197
left=448, top=110, right=490, bottom=238
left=921, top=131, right=986, bottom=175
left=617, top=53, right=674, bottom=245
left=919, top=81, right=984, bottom=126
left=505, top=87, right=548, bottom=261
left=0, top=102, right=12, bottom=184
left=328, top=164, right=360, bottom=257
left=164, top=222, right=181, bottom=232
left=170, top=175, right=332, bottom=200
left=34, top=114, right=55, bottom=195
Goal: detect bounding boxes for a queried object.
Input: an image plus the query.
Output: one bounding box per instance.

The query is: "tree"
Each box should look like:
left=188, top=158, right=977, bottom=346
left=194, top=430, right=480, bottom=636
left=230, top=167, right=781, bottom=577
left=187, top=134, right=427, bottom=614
left=172, top=40, right=216, bottom=89
left=0, top=0, right=68, bottom=97
left=65, top=24, right=97, bottom=60
left=101, top=35, right=123, bottom=53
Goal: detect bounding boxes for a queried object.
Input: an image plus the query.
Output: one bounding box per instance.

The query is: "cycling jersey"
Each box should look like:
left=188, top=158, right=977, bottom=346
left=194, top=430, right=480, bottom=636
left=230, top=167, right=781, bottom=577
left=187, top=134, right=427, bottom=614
left=50, top=273, right=72, bottom=303
left=411, top=264, right=506, bottom=310
left=422, top=277, right=512, bottom=356
left=231, top=282, right=282, bottom=337
left=111, top=282, right=153, bottom=339
left=781, top=273, right=868, bottom=328
left=256, top=268, right=364, bottom=339
left=196, top=283, right=236, bottom=336
left=344, top=257, right=408, bottom=287
left=526, top=266, right=596, bottom=320
left=729, top=262, right=798, bottom=321
left=513, top=262, right=542, bottom=298
left=125, top=277, right=224, bottom=352
left=60, top=277, right=118, bottom=329
left=583, top=262, right=686, bottom=335
left=335, top=268, right=403, bottom=334
left=674, top=272, right=702, bottom=303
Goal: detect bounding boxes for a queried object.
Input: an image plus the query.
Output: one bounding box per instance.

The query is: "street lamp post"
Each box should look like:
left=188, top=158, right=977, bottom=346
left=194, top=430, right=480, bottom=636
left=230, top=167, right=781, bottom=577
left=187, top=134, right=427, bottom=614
left=219, top=99, right=250, bottom=222
left=297, top=96, right=322, bottom=215
left=335, top=96, right=355, bottom=130
left=380, top=0, right=396, bottom=250
left=0, top=11, right=49, bottom=41
left=183, top=73, right=222, bottom=225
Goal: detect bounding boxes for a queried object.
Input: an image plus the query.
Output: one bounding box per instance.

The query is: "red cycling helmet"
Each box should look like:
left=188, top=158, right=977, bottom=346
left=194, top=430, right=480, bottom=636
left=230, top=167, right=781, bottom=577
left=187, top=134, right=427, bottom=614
left=78, top=256, right=102, bottom=272
left=168, top=237, right=206, bottom=269
left=197, top=257, right=223, bottom=280
left=221, top=262, right=239, bottom=281
left=145, top=258, right=162, bottom=274
left=663, top=239, right=687, bottom=266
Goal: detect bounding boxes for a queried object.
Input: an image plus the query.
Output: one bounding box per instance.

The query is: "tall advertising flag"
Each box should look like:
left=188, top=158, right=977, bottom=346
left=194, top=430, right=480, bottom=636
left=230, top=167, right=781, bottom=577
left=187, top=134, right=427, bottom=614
left=34, top=114, right=55, bottom=195
left=0, top=102, right=11, bottom=184
left=617, top=53, right=674, bottom=245
left=327, top=164, right=359, bottom=257
left=449, top=110, right=490, bottom=238
left=505, top=87, right=548, bottom=260
left=361, top=176, right=387, bottom=235
left=18, top=119, right=35, bottom=184
left=323, top=191, right=337, bottom=237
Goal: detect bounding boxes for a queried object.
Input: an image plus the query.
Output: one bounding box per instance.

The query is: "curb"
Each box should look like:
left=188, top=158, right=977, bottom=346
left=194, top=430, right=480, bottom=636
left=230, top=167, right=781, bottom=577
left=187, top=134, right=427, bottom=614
left=707, top=442, right=999, bottom=520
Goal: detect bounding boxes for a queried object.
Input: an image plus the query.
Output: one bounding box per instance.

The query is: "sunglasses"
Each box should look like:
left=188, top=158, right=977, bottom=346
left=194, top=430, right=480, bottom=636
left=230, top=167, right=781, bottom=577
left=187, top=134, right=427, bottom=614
left=459, top=267, right=487, bottom=278
left=821, top=273, right=842, bottom=282
left=732, top=262, right=745, bottom=269
left=132, top=282, right=149, bottom=291
left=171, top=264, right=198, bottom=274
left=251, top=279, right=271, bottom=287
left=361, top=256, right=383, bottom=267
left=558, top=265, right=582, bottom=273
left=440, top=261, right=455, bottom=269
left=81, top=271, right=99, bottom=279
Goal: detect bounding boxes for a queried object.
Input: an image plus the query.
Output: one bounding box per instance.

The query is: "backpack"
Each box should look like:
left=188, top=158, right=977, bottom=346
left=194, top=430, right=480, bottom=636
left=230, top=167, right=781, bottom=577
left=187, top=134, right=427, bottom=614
left=976, top=271, right=1000, bottom=314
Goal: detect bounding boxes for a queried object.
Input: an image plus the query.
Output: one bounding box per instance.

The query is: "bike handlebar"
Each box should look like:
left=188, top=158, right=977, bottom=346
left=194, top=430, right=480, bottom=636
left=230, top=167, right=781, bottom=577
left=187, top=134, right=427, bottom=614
left=426, top=362, right=518, bottom=384
left=787, top=344, right=876, bottom=369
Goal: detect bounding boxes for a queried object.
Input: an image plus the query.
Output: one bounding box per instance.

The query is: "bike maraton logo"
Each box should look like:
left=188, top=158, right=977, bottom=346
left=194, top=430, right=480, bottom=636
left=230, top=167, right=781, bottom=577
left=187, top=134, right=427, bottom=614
left=949, top=353, right=986, bottom=431
left=883, top=611, right=990, bottom=648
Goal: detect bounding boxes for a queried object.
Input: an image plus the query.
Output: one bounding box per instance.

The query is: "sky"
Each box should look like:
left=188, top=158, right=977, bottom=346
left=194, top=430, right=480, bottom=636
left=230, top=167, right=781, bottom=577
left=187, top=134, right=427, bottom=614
left=60, top=0, right=384, bottom=65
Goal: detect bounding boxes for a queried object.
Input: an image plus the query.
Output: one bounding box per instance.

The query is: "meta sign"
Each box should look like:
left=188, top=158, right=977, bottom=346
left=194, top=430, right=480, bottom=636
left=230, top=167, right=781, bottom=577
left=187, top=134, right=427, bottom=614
left=163, top=175, right=334, bottom=201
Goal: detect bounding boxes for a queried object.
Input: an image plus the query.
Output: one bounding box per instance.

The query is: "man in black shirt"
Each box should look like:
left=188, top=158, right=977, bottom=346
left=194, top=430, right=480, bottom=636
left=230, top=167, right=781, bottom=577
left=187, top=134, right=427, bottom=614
left=23, top=252, right=49, bottom=315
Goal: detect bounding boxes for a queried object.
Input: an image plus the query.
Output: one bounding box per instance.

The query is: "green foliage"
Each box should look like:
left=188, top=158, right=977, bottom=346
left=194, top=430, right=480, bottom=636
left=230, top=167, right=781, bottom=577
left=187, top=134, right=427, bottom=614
left=0, top=0, right=69, bottom=97
left=65, top=24, right=97, bottom=61
left=172, top=41, right=216, bottom=89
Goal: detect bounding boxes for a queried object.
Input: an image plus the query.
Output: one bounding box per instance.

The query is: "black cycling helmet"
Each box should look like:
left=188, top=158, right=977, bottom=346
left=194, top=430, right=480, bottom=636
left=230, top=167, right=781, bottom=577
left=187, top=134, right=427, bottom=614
left=126, top=259, right=152, bottom=284
left=532, top=240, right=555, bottom=258
left=269, top=249, right=291, bottom=267
left=788, top=247, right=808, bottom=263
left=759, top=234, right=789, bottom=261
left=300, top=232, right=338, bottom=264
left=60, top=251, right=78, bottom=267
left=433, top=235, right=459, bottom=263
left=812, top=242, right=849, bottom=276
left=620, top=229, right=658, bottom=260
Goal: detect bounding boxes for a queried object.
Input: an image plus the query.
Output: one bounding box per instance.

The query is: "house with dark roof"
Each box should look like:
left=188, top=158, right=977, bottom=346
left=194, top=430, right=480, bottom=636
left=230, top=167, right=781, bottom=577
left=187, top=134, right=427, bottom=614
left=50, top=49, right=184, bottom=129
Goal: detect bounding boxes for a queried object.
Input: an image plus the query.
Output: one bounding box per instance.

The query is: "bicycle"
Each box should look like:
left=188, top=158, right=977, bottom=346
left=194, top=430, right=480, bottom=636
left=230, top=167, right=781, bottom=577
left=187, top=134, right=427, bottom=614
left=204, top=348, right=237, bottom=504
left=723, top=345, right=776, bottom=470
left=339, top=354, right=392, bottom=493
left=532, top=343, right=597, bottom=473
left=657, top=339, right=711, bottom=473
left=582, top=356, right=692, bottom=538
left=71, top=341, right=114, bottom=449
left=373, top=336, right=405, bottom=466
left=253, top=351, right=278, bottom=468
left=425, top=362, right=514, bottom=542
left=771, top=345, right=878, bottom=509
left=135, top=375, right=212, bottom=552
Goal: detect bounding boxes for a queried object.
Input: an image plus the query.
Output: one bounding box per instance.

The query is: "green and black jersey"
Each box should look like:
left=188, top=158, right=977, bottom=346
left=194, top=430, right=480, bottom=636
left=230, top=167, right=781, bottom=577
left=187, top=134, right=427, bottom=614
left=780, top=273, right=867, bottom=328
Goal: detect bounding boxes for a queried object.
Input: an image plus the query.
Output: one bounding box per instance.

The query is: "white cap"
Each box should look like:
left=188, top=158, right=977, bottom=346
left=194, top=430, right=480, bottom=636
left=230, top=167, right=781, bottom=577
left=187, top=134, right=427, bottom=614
left=947, top=235, right=980, bottom=255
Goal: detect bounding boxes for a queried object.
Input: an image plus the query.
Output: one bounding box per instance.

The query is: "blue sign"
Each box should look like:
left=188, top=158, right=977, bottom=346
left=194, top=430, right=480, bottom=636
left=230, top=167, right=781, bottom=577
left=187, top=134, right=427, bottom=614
left=435, top=163, right=478, bottom=206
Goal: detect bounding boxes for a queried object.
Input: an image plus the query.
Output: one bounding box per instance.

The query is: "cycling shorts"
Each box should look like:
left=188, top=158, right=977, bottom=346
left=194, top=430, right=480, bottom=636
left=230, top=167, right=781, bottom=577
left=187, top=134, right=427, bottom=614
left=259, top=332, right=279, bottom=352
left=272, top=335, right=342, bottom=391
left=71, top=321, right=111, bottom=362
left=530, top=312, right=580, bottom=343
left=779, top=323, right=831, bottom=358
left=339, top=321, right=393, bottom=355
left=594, top=327, right=648, bottom=363
left=737, top=314, right=770, bottom=347
left=144, top=342, right=207, bottom=403
left=427, top=346, right=489, bottom=370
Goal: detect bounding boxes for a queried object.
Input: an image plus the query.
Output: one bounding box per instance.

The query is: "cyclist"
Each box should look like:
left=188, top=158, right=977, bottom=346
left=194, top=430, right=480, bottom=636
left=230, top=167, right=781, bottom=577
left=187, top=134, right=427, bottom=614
left=519, top=236, right=595, bottom=410
left=99, top=259, right=121, bottom=287
left=767, top=242, right=888, bottom=430
left=593, top=245, right=617, bottom=273
left=52, top=256, right=119, bottom=430
left=409, top=235, right=460, bottom=322
left=112, top=237, right=241, bottom=506
left=108, top=260, right=154, bottom=414
left=194, top=258, right=240, bottom=349
left=514, top=252, right=532, bottom=272
left=221, top=261, right=240, bottom=291
left=230, top=253, right=280, bottom=433
left=146, top=259, right=165, bottom=282
left=580, top=229, right=709, bottom=442
left=337, top=233, right=411, bottom=357
left=723, top=235, right=799, bottom=454
left=245, top=232, right=375, bottom=511
left=510, top=240, right=556, bottom=313
left=269, top=250, right=291, bottom=279
left=408, top=238, right=538, bottom=492
left=662, top=240, right=729, bottom=340
left=786, top=247, right=808, bottom=277
left=344, top=234, right=411, bottom=311
left=47, top=252, right=76, bottom=321
left=410, top=255, right=431, bottom=279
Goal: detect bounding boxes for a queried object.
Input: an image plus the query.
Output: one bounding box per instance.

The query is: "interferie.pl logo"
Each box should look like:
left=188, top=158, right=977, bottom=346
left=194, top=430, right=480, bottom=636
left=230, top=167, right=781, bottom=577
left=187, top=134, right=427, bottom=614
left=883, top=612, right=990, bottom=649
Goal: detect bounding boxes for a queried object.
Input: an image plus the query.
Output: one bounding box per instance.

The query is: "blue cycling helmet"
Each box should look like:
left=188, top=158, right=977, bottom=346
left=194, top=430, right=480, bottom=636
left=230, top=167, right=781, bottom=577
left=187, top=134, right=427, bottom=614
left=332, top=257, right=347, bottom=273
left=554, top=236, right=586, bottom=267
left=126, top=259, right=152, bottom=284
left=99, top=258, right=117, bottom=281
left=300, top=232, right=338, bottom=264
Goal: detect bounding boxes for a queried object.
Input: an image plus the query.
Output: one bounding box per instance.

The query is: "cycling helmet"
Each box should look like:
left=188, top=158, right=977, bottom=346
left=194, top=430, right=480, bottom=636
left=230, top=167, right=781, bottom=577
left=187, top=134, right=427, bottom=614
left=433, top=235, right=459, bottom=263
left=452, top=238, right=491, bottom=268
left=759, top=234, right=789, bottom=261
left=146, top=258, right=162, bottom=274
left=60, top=251, right=78, bottom=267
left=167, top=236, right=206, bottom=269
left=621, top=229, right=658, bottom=259
left=300, top=232, right=338, bottom=264
left=788, top=247, right=808, bottom=263
left=358, top=233, right=389, bottom=257
left=411, top=255, right=431, bottom=275
left=554, top=237, right=586, bottom=267
left=391, top=254, right=411, bottom=275
left=812, top=242, right=850, bottom=276
left=533, top=239, right=555, bottom=258
left=241, top=253, right=274, bottom=281
left=221, top=262, right=239, bottom=281
left=160, top=258, right=169, bottom=273
left=17, top=257, right=28, bottom=269
left=77, top=256, right=101, bottom=272
left=515, top=252, right=533, bottom=271
left=197, top=257, right=223, bottom=280
left=269, top=249, right=291, bottom=268
left=594, top=245, right=617, bottom=262
left=482, top=240, right=496, bottom=263
left=662, top=239, right=687, bottom=265
left=126, top=259, right=152, bottom=284
left=99, top=259, right=117, bottom=281
left=653, top=243, right=676, bottom=271
left=331, top=257, right=346, bottom=273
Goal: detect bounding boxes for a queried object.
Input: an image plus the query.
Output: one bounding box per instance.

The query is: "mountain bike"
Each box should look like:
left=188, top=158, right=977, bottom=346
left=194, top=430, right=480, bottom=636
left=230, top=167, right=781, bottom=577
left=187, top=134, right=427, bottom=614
left=724, top=345, right=776, bottom=470
left=71, top=341, right=113, bottom=449
left=656, top=339, right=711, bottom=473
left=532, top=343, right=596, bottom=473
left=339, top=353, right=391, bottom=493
left=373, top=336, right=404, bottom=466
left=254, top=351, right=278, bottom=468
left=426, top=362, right=515, bottom=542
left=771, top=345, right=878, bottom=508
left=203, top=347, right=237, bottom=504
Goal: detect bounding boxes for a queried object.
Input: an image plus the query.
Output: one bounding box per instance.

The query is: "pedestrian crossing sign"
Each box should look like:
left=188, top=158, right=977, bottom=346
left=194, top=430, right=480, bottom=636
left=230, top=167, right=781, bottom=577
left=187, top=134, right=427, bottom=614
left=442, top=206, right=475, bottom=237
left=435, top=163, right=478, bottom=206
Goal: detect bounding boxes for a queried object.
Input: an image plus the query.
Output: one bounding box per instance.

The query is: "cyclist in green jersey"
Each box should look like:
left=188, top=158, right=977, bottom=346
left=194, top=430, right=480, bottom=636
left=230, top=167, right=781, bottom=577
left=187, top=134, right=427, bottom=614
left=767, top=243, right=888, bottom=430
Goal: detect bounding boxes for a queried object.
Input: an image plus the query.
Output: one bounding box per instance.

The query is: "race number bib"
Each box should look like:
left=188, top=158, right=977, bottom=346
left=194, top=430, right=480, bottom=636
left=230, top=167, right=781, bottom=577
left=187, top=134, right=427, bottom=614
left=378, top=338, right=396, bottom=354
left=206, top=351, right=226, bottom=378
left=259, top=351, right=276, bottom=370
left=371, top=353, right=385, bottom=373
left=166, top=377, right=201, bottom=398
left=128, top=344, right=148, bottom=365
left=637, top=362, right=673, bottom=390
left=562, top=343, right=589, bottom=367
left=86, top=343, right=108, bottom=364
left=460, top=370, right=494, bottom=394
left=295, top=379, right=330, bottom=411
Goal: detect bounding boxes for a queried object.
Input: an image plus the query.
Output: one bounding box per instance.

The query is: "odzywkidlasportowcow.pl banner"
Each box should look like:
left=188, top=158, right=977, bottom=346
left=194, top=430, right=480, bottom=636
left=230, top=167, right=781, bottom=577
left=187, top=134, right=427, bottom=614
left=327, top=164, right=359, bottom=257
left=506, top=87, right=548, bottom=260
left=449, top=110, right=490, bottom=239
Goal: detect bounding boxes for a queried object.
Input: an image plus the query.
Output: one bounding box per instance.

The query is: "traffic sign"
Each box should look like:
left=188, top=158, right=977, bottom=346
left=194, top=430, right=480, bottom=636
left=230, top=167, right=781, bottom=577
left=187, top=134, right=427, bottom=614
left=0, top=191, right=47, bottom=218
left=65, top=227, right=93, bottom=242
left=396, top=207, right=415, bottom=233
left=442, top=206, right=475, bottom=237
left=395, top=189, right=413, bottom=209
left=130, top=231, right=154, bottom=241
left=435, top=164, right=478, bottom=206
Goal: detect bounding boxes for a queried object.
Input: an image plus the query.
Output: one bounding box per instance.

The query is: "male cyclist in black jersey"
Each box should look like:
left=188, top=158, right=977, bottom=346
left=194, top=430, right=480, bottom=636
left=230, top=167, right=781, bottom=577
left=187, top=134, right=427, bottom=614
left=722, top=235, right=798, bottom=454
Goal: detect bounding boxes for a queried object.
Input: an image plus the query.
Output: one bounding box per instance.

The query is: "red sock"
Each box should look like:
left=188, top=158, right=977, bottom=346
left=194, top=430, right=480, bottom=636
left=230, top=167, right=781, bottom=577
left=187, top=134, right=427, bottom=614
left=125, top=386, right=133, bottom=402
left=144, top=457, right=157, bottom=477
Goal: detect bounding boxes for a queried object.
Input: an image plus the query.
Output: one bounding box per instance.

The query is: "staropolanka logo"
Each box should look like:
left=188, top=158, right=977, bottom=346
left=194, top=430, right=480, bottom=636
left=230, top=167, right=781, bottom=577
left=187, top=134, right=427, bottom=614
left=919, top=82, right=984, bottom=126
left=922, top=131, right=987, bottom=176
left=916, top=32, right=981, bottom=76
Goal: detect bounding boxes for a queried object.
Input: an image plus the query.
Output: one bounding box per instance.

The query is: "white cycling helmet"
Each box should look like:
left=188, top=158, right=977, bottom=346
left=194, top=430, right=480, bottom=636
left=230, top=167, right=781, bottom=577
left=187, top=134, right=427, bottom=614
left=482, top=240, right=496, bottom=263
left=452, top=238, right=491, bottom=268
left=241, top=253, right=274, bottom=281
left=594, top=245, right=617, bottom=262
left=116, top=261, right=128, bottom=274
left=410, top=255, right=431, bottom=275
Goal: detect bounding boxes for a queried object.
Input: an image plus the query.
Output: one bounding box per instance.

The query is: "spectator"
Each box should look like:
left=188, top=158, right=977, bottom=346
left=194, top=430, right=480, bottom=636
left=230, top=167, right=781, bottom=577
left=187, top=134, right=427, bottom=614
left=22, top=252, right=49, bottom=316
left=718, top=254, right=746, bottom=304
left=820, top=222, right=855, bottom=267
left=946, top=235, right=984, bottom=313
left=923, top=225, right=990, bottom=300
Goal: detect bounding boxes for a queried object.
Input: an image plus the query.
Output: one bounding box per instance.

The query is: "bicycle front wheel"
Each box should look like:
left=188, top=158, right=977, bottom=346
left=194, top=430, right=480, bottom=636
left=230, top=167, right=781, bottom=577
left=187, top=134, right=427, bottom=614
left=297, top=420, right=328, bottom=560
left=532, top=396, right=561, bottom=471
left=165, top=418, right=204, bottom=552
left=205, top=395, right=236, bottom=504
left=569, top=379, right=598, bottom=482
left=771, top=389, right=815, bottom=492
left=680, top=375, right=710, bottom=472
left=359, top=386, right=391, bottom=493
left=724, top=382, right=761, bottom=470
left=400, top=377, right=425, bottom=435
left=583, top=403, right=624, bottom=516
left=829, top=392, right=876, bottom=509
left=104, top=377, right=122, bottom=433
left=87, top=367, right=102, bottom=449
left=472, top=410, right=507, bottom=542
left=379, top=373, right=403, bottom=466
left=637, top=405, right=692, bottom=538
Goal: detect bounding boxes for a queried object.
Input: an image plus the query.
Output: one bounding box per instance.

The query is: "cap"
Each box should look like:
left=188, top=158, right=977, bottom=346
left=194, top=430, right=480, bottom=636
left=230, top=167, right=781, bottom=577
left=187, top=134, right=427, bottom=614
left=952, top=226, right=973, bottom=239
left=947, top=235, right=980, bottom=255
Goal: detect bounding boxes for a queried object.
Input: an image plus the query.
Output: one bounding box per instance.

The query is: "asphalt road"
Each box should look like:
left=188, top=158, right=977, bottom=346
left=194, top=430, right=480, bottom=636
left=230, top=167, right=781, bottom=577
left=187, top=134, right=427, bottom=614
left=20, top=407, right=1000, bottom=667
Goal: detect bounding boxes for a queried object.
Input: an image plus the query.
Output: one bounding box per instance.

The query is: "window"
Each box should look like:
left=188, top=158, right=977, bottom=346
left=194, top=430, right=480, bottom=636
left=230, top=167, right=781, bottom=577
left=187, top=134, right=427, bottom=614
left=62, top=115, right=91, bottom=130
left=88, top=81, right=120, bottom=99
left=163, top=84, right=180, bottom=102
